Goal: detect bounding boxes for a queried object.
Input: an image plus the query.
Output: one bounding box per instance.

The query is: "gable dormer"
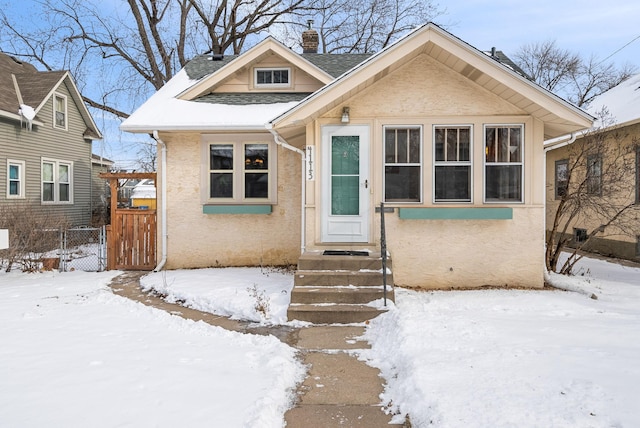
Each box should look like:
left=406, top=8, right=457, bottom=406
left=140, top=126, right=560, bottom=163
left=178, top=37, right=333, bottom=102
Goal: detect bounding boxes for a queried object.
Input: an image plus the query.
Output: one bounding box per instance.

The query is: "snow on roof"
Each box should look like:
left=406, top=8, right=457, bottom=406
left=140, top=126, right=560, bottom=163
left=588, top=72, right=640, bottom=127
left=120, top=69, right=299, bottom=132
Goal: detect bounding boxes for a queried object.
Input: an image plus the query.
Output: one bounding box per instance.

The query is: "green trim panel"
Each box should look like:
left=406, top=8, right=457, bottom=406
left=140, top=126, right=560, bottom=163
left=203, top=205, right=272, bottom=214
left=398, top=207, right=513, bottom=220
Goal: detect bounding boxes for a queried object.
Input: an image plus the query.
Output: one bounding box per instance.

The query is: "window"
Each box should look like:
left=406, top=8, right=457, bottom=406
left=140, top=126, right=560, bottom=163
left=42, top=159, right=72, bottom=203
left=555, top=159, right=569, bottom=199
left=384, top=127, right=421, bottom=202
left=255, top=68, right=290, bottom=88
left=586, top=154, right=602, bottom=195
left=7, top=160, right=25, bottom=198
left=485, top=125, right=523, bottom=202
left=54, top=94, right=67, bottom=129
left=207, top=141, right=274, bottom=203
left=574, top=227, right=587, bottom=243
left=434, top=126, right=471, bottom=202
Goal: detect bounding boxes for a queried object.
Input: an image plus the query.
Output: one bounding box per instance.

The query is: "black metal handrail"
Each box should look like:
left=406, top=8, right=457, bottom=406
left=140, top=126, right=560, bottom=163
left=380, top=202, right=388, bottom=307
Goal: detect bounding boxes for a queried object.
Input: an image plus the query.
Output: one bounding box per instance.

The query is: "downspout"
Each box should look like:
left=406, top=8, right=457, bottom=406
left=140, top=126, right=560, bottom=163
left=152, top=130, right=167, bottom=271
left=542, top=132, right=576, bottom=272
left=267, top=128, right=306, bottom=254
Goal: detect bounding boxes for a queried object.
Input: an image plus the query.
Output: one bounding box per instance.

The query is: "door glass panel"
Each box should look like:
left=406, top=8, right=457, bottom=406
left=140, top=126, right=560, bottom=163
left=331, top=136, right=359, bottom=215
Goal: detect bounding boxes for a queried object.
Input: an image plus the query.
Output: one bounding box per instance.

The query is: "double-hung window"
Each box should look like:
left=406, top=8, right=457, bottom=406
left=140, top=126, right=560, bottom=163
left=485, top=125, right=524, bottom=202
left=555, top=159, right=569, bottom=199
left=207, top=141, right=274, bottom=203
left=383, top=126, right=421, bottom=203
left=255, top=68, right=290, bottom=88
left=434, top=126, right=472, bottom=202
left=586, top=154, right=602, bottom=195
left=42, top=158, right=72, bottom=203
left=54, top=93, right=67, bottom=129
left=7, top=160, right=25, bottom=198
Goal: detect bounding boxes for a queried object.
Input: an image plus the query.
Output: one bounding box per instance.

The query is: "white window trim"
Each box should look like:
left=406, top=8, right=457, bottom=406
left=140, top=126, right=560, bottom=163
left=382, top=125, right=423, bottom=204
left=432, top=124, right=473, bottom=204
left=41, top=158, right=74, bottom=204
left=6, top=159, right=26, bottom=199
left=253, top=67, right=291, bottom=89
left=201, top=135, right=278, bottom=205
left=483, top=124, right=525, bottom=204
left=53, top=93, right=68, bottom=130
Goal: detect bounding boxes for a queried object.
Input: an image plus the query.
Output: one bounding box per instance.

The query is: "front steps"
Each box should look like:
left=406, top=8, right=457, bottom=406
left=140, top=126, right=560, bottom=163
left=288, top=249, right=394, bottom=324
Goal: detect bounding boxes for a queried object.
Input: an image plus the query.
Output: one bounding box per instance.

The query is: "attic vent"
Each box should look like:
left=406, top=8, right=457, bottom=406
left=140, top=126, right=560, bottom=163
left=210, top=54, right=224, bottom=61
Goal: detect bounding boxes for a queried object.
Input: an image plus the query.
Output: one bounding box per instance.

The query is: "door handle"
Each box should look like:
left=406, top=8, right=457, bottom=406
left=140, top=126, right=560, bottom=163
left=364, top=179, right=368, bottom=189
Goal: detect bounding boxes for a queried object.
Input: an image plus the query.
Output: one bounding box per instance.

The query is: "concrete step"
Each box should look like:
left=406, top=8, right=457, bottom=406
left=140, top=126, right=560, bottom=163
left=288, top=303, right=391, bottom=324
left=298, top=252, right=392, bottom=271
left=294, top=270, right=392, bottom=287
left=290, top=286, right=394, bottom=304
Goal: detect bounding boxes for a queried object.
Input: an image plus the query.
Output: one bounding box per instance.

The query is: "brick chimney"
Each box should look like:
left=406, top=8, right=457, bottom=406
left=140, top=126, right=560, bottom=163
left=302, top=20, right=319, bottom=54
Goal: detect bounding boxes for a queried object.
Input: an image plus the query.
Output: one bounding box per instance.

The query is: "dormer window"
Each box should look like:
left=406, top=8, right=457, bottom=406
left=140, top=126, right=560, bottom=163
left=54, top=93, right=67, bottom=129
left=254, top=68, right=290, bottom=88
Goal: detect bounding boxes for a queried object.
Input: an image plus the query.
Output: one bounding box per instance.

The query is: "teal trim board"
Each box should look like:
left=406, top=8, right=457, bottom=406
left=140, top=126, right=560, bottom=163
left=203, top=205, right=272, bottom=214
left=398, top=207, right=513, bottom=220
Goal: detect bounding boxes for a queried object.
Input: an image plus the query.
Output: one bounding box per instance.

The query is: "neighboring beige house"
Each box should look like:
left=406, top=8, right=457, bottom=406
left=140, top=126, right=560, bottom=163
left=122, top=23, right=593, bottom=289
left=0, top=52, right=102, bottom=225
left=545, top=73, right=640, bottom=262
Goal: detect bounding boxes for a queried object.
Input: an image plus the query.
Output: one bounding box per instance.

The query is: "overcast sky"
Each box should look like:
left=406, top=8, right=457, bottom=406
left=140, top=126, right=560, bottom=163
left=441, top=0, right=640, bottom=68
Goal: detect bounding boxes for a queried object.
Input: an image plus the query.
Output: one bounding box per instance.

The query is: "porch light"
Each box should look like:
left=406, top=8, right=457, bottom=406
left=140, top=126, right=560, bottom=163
left=341, top=107, right=350, bottom=123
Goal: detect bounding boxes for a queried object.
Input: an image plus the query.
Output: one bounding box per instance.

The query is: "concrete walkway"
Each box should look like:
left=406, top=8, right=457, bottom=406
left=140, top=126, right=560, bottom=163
left=109, top=272, right=405, bottom=427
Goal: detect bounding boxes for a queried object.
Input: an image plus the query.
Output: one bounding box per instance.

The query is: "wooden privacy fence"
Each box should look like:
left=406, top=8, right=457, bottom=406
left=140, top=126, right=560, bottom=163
left=100, top=172, right=157, bottom=270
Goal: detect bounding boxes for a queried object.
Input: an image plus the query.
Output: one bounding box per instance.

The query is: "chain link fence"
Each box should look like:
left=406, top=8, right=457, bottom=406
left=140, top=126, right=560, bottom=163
left=59, top=227, right=107, bottom=272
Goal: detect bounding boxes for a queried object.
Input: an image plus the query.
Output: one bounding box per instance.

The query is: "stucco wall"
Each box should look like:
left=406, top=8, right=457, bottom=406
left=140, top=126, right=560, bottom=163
left=384, top=207, right=545, bottom=288
left=303, top=52, right=547, bottom=288
left=159, top=131, right=301, bottom=269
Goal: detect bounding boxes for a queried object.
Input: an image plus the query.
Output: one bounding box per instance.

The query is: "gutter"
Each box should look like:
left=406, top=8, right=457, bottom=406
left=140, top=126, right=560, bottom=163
left=267, top=127, right=307, bottom=254
left=152, top=130, right=168, bottom=271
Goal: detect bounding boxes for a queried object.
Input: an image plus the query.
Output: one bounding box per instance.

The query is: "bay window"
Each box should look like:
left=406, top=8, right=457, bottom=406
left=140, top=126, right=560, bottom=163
left=485, top=125, right=523, bottom=202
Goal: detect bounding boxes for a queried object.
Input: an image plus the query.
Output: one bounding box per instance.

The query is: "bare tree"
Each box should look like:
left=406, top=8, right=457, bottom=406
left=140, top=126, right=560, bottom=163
left=286, top=0, right=443, bottom=53
left=0, top=0, right=314, bottom=119
left=545, top=110, right=639, bottom=274
left=514, top=40, right=636, bottom=108
left=136, top=142, right=158, bottom=172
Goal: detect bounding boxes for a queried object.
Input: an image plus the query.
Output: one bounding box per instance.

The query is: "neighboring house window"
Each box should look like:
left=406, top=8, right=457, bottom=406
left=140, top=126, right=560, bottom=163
left=54, top=93, right=67, bottom=129
left=586, top=154, right=602, bottom=195
left=255, top=68, right=290, bottom=87
left=485, top=125, right=524, bottom=202
left=574, top=227, right=587, bottom=243
left=42, top=159, right=73, bottom=203
left=384, top=126, right=421, bottom=203
left=555, top=159, right=569, bottom=199
left=208, top=142, right=274, bottom=202
left=7, top=160, right=25, bottom=198
left=434, top=126, right=472, bottom=202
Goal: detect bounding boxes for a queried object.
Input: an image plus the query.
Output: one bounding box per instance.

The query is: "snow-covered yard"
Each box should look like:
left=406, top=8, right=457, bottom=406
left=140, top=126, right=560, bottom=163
left=0, top=271, right=304, bottom=427
left=1, top=254, right=639, bottom=427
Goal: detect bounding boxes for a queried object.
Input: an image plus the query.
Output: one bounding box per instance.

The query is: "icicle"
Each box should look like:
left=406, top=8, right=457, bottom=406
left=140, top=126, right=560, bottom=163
left=19, top=104, right=36, bottom=131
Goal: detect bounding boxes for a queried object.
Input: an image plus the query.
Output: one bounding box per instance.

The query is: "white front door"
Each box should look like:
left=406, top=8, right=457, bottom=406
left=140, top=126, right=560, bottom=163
left=321, top=125, right=370, bottom=243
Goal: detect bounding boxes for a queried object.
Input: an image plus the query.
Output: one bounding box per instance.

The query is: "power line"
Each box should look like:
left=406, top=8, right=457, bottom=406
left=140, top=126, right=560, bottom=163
left=598, top=34, right=640, bottom=64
